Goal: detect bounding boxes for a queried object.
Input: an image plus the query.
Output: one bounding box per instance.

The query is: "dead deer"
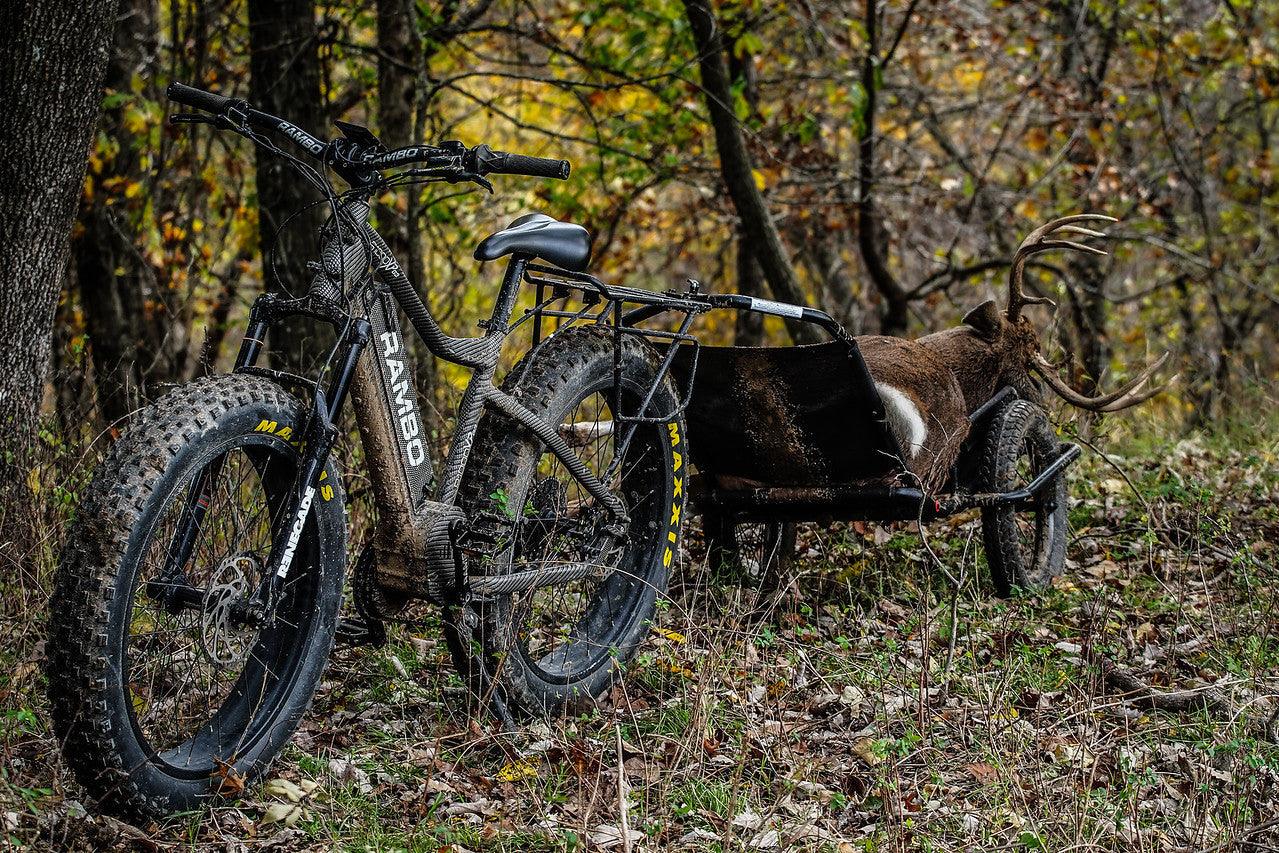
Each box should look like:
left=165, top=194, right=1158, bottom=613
left=916, top=214, right=1169, bottom=415
left=861, top=214, right=1169, bottom=490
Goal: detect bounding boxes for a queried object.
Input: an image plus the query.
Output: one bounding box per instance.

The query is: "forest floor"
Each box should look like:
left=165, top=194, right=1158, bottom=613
left=2, top=409, right=1278, bottom=852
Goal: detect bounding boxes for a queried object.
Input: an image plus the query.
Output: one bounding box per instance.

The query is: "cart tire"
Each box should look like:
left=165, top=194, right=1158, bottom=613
left=456, top=326, right=685, bottom=718
left=979, top=399, right=1068, bottom=595
left=704, top=514, right=795, bottom=591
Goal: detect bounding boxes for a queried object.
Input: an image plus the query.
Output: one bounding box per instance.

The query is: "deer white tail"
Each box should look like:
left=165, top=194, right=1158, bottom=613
left=874, top=383, right=927, bottom=459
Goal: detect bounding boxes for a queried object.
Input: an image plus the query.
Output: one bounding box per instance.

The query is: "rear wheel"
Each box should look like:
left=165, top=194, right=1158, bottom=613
left=457, top=328, right=685, bottom=717
left=980, top=399, right=1067, bottom=595
left=47, top=376, right=346, bottom=819
left=704, top=514, right=795, bottom=591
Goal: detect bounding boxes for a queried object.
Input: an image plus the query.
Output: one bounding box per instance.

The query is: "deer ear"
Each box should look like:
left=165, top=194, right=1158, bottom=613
left=962, top=299, right=1002, bottom=341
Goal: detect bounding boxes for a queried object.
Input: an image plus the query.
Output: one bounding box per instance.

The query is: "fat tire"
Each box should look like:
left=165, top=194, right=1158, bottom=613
left=46, top=374, right=347, bottom=820
left=456, top=326, right=685, bottom=717
left=979, top=399, right=1068, bottom=595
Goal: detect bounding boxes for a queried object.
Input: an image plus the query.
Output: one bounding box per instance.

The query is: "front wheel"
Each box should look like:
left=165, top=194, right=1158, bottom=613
left=46, top=375, right=347, bottom=819
left=457, top=327, right=686, bottom=717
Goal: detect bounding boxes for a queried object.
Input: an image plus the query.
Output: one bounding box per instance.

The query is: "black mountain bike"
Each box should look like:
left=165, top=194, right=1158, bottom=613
left=47, top=83, right=704, bottom=818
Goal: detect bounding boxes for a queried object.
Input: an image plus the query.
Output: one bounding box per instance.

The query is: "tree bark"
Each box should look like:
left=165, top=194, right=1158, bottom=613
left=733, top=225, right=765, bottom=346
left=75, top=0, right=160, bottom=427
left=0, top=0, right=116, bottom=466
left=726, top=37, right=764, bottom=346
left=377, top=0, right=424, bottom=289
left=855, top=0, right=910, bottom=336
left=248, top=0, right=329, bottom=372
left=1052, top=0, right=1118, bottom=397
left=682, top=0, right=820, bottom=345
left=377, top=0, right=438, bottom=430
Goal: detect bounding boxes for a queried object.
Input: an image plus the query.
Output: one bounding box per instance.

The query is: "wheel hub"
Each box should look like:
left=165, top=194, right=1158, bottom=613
left=199, top=553, right=260, bottom=668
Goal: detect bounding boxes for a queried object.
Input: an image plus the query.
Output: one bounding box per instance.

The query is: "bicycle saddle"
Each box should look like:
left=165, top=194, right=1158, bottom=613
left=474, top=213, right=592, bottom=272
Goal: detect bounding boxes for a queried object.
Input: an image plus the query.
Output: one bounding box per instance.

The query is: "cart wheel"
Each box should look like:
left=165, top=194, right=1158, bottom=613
left=704, top=513, right=796, bottom=591
left=979, top=399, right=1068, bottom=595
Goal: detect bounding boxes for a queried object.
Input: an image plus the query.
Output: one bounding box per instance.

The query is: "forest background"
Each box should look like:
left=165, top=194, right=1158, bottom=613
left=1, top=0, right=1278, bottom=850
left=10, top=0, right=1276, bottom=437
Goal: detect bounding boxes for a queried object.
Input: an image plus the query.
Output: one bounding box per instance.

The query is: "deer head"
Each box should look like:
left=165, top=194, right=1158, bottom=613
left=917, top=214, right=1171, bottom=415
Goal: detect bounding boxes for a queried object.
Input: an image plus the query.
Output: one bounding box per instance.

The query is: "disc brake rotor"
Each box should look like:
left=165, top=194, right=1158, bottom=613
left=199, top=554, right=259, bottom=668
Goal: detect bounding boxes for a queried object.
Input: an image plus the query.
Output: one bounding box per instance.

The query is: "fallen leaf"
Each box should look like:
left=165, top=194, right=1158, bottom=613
left=589, top=823, right=644, bottom=848
left=652, top=626, right=686, bottom=643
left=262, top=778, right=307, bottom=804
left=212, top=758, right=245, bottom=797
left=853, top=737, right=883, bottom=766
left=259, top=802, right=303, bottom=827
left=327, top=758, right=372, bottom=794
left=966, top=762, right=999, bottom=783
left=750, top=828, right=781, bottom=849
left=496, top=758, right=539, bottom=783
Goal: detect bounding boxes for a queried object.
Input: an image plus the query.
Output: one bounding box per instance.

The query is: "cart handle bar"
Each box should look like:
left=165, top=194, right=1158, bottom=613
left=939, top=442, right=1081, bottom=514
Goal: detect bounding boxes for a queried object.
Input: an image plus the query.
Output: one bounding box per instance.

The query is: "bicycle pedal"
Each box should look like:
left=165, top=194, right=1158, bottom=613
left=335, top=616, right=387, bottom=649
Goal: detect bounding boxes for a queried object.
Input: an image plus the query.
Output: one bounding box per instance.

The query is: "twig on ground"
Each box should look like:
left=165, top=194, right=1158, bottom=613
left=615, top=722, right=631, bottom=853
left=1174, top=815, right=1279, bottom=853
left=1095, top=655, right=1232, bottom=717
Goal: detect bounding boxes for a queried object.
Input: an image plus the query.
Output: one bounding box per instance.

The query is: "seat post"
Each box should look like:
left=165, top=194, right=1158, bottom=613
left=487, top=254, right=530, bottom=335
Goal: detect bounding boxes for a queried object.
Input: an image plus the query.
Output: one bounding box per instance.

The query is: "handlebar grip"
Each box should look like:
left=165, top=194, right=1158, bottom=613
left=489, top=151, right=571, bottom=180
left=167, top=81, right=232, bottom=114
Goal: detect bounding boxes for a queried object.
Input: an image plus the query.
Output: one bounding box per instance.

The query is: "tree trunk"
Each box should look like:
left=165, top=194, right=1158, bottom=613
left=0, top=0, right=116, bottom=469
left=855, top=0, right=910, bottom=336
left=1052, top=0, right=1118, bottom=398
left=75, top=0, right=160, bottom=427
left=733, top=226, right=766, bottom=347
left=247, top=0, right=330, bottom=373
left=682, top=0, right=820, bottom=345
left=726, top=35, right=764, bottom=346
left=377, top=0, right=423, bottom=287
left=377, top=0, right=437, bottom=430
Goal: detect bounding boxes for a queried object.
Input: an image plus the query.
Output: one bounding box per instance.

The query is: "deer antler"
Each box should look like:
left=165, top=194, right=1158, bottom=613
left=1007, top=214, right=1118, bottom=321
left=1033, top=351, right=1174, bottom=412
left=1012, top=214, right=1172, bottom=412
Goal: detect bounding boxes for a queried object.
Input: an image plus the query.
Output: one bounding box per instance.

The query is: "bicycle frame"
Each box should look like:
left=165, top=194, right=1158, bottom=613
left=226, top=196, right=699, bottom=606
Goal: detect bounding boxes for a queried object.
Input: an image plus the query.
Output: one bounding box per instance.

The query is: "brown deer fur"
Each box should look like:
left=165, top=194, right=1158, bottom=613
left=915, top=299, right=1045, bottom=415
left=851, top=215, right=1167, bottom=492
left=858, top=335, right=970, bottom=493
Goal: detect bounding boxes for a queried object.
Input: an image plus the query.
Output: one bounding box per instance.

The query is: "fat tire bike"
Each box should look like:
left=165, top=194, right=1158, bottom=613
left=47, top=82, right=701, bottom=819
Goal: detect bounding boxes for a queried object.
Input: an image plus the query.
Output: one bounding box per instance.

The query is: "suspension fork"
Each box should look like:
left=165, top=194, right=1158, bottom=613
left=151, top=315, right=371, bottom=616
left=254, top=319, right=370, bottom=611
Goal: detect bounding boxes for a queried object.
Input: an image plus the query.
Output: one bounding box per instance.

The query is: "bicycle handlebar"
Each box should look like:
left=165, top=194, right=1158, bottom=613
left=470, top=144, right=571, bottom=180
left=168, top=81, right=234, bottom=114
left=166, top=81, right=571, bottom=183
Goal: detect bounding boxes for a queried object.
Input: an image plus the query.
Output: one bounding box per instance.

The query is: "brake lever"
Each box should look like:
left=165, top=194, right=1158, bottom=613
left=168, top=112, right=246, bottom=134
left=445, top=171, right=493, bottom=193
left=168, top=113, right=215, bottom=126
